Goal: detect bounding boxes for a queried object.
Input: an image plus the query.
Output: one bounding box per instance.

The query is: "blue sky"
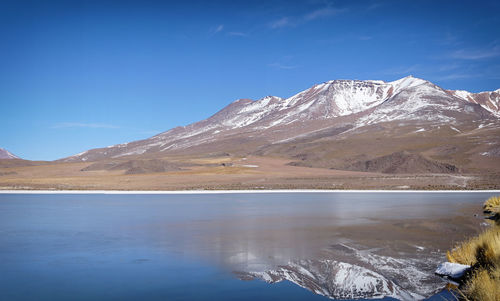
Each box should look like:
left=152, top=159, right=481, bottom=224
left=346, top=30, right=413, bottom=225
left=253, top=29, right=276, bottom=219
left=1, top=0, right=499, bottom=160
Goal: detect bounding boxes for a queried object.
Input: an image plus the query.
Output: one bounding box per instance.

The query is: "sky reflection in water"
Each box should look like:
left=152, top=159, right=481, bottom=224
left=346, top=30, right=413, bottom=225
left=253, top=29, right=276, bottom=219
left=0, top=192, right=495, bottom=300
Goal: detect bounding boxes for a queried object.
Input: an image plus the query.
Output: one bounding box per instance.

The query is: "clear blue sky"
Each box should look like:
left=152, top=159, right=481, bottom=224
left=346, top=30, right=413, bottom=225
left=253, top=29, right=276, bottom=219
left=1, top=0, right=499, bottom=160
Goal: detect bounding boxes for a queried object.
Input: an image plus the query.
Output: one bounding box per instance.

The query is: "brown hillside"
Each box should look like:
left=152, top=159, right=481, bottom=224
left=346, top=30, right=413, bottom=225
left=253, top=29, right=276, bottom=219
left=344, top=151, right=458, bottom=174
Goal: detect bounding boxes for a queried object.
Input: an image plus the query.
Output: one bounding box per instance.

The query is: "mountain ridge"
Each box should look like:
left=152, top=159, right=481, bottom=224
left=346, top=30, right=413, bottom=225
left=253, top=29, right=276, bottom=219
left=60, top=76, right=499, bottom=174
left=0, top=148, right=20, bottom=160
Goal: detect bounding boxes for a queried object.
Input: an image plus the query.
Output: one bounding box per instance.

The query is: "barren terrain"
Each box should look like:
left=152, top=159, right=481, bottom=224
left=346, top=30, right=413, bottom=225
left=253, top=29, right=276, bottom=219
left=1, top=155, right=498, bottom=190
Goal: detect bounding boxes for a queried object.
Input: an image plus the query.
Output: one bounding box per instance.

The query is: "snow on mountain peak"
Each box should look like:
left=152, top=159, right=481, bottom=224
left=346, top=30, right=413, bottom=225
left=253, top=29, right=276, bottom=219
left=366, top=80, right=385, bottom=84
left=355, top=77, right=465, bottom=127
left=389, top=76, right=428, bottom=92
left=62, top=76, right=500, bottom=162
left=0, top=148, right=20, bottom=159
left=451, top=90, right=473, bottom=100
left=447, top=88, right=500, bottom=115
left=260, top=95, right=283, bottom=102
left=232, top=98, right=252, bottom=104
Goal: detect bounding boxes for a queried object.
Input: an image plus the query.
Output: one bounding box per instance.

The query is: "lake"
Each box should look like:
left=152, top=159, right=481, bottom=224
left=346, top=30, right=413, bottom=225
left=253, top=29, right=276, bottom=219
left=0, top=192, right=496, bottom=300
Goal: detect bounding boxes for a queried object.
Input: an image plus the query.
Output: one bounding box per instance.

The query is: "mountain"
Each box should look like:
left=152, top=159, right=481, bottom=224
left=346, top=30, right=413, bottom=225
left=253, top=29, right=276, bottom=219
left=0, top=148, right=20, bottom=160
left=447, top=88, right=500, bottom=116
left=60, top=76, right=500, bottom=176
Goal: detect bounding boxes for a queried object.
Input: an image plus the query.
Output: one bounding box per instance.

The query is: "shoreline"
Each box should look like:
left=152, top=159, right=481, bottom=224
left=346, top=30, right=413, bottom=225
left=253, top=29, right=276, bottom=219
left=0, top=189, right=499, bottom=194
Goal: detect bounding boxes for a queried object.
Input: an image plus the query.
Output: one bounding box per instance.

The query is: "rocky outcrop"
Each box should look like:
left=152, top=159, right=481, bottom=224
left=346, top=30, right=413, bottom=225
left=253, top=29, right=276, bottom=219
left=344, top=151, right=459, bottom=174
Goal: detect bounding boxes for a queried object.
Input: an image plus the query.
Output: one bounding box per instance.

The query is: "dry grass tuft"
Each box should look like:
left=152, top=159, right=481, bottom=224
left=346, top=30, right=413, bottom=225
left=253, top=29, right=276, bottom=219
left=446, top=196, right=500, bottom=300
left=484, top=196, right=500, bottom=214
left=446, top=227, right=500, bottom=266
left=461, top=269, right=500, bottom=301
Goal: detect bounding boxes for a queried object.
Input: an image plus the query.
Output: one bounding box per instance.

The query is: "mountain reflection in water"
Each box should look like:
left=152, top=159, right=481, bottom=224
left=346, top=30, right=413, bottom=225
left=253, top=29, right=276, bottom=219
left=0, top=192, right=494, bottom=300
left=238, top=243, right=442, bottom=300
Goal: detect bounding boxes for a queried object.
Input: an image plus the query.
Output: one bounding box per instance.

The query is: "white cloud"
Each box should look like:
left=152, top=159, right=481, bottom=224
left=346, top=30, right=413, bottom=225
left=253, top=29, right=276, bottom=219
left=358, top=35, right=373, bottom=41
left=451, top=46, right=500, bottom=60
left=269, top=5, right=346, bottom=30
left=269, top=17, right=292, bottom=29
left=227, top=31, right=248, bottom=37
left=52, top=122, right=120, bottom=129
left=268, top=62, right=298, bottom=70
left=434, top=73, right=478, bottom=81
left=438, top=63, right=461, bottom=72
left=304, top=7, right=345, bottom=21
left=215, top=24, right=223, bottom=33
left=366, top=2, right=385, bottom=11
left=209, top=24, right=224, bottom=36
left=379, top=65, right=420, bottom=76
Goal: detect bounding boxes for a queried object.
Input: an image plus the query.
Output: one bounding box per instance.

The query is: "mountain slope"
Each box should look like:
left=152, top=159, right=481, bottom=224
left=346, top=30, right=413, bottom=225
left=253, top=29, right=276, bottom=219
left=60, top=76, right=500, bottom=175
left=356, top=77, right=488, bottom=126
left=0, top=148, right=20, bottom=159
left=447, top=88, right=500, bottom=116
left=342, top=151, right=459, bottom=174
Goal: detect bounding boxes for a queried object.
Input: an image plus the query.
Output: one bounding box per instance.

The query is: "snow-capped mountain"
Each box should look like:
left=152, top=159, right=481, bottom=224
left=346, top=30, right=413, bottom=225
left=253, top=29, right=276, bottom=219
left=447, top=88, right=500, bottom=116
left=356, top=77, right=486, bottom=126
left=61, top=76, right=499, bottom=162
left=0, top=148, right=20, bottom=159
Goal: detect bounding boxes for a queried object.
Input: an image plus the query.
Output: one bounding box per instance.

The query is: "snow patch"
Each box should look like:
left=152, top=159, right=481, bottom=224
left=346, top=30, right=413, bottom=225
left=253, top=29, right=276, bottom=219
left=388, top=75, right=427, bottom=92
left=435, top=262, right=470, bottom=279
left=451, top=90, right=473, bottom=102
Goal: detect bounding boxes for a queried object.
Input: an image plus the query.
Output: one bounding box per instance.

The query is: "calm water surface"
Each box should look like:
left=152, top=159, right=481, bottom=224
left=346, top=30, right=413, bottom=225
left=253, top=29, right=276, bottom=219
left=0, top=192, right=496, bottom=300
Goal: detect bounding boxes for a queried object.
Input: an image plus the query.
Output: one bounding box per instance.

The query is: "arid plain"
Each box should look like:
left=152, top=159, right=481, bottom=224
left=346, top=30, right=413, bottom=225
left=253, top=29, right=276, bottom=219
left=1, top=154, right=499, bottom=190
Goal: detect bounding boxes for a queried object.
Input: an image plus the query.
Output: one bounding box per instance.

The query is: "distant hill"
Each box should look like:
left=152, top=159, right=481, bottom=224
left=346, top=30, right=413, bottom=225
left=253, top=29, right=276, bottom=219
left=0, top=148, right=20, bottom=159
